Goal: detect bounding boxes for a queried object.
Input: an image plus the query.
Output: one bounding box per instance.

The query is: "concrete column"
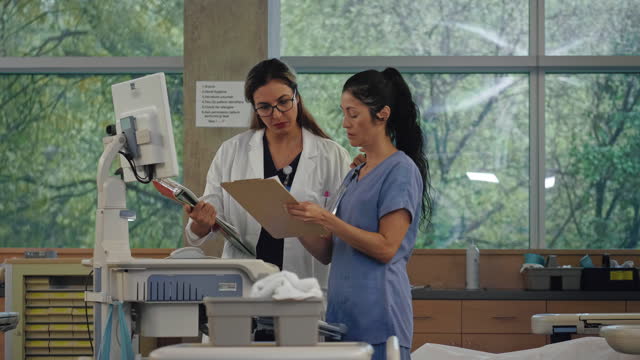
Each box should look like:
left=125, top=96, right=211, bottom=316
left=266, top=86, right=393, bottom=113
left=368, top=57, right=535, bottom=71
left=183, top=0, right=267, bottom=255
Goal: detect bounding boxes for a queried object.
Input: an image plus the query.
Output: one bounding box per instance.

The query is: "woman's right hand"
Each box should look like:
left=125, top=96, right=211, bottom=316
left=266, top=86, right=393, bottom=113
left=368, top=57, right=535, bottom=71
left=185, top=201, right=217, bottom=237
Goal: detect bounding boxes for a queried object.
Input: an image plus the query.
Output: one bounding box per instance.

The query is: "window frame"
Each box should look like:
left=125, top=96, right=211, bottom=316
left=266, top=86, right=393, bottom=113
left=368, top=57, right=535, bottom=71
left=0, top=57, right=182, bottom=73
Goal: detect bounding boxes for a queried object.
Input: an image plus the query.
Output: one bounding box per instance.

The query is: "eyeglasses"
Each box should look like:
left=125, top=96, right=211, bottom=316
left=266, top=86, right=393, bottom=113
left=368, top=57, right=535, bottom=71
left=254, top=90, right=297, bottom=117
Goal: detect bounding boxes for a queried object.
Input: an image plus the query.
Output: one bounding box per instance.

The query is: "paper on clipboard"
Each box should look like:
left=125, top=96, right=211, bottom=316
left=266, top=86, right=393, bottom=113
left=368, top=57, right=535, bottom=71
left=221, top=178, right=328, bottom=239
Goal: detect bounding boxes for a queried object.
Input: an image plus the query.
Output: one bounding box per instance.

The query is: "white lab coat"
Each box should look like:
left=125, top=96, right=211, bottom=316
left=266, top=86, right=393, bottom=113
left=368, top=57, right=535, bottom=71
left=185, top=128, right=351, bottom=291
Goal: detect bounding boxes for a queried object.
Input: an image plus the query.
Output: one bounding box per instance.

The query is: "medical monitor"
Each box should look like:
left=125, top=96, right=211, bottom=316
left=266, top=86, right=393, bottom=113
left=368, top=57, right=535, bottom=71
left=111, top=73, right=179, bottom=182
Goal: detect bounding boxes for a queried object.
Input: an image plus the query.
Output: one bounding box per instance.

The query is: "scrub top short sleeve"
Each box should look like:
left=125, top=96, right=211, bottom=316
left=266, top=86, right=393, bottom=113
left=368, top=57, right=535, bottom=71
left=377, top=161, right=422, bottom=224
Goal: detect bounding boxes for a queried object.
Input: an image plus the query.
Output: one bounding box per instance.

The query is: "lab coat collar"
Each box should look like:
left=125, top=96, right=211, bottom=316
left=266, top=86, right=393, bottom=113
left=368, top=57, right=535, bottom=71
left=290, top=128, right=318, bottom=194
left=247, top=127, right=318, bottom=188
left=247, top=129, right=265, bottom=179
left=300, top=127, right=319, bottom=160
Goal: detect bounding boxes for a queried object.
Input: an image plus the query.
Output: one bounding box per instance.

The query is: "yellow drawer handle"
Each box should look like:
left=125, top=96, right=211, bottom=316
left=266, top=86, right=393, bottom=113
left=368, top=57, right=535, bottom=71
left=492, top=316, right=517, bottom=320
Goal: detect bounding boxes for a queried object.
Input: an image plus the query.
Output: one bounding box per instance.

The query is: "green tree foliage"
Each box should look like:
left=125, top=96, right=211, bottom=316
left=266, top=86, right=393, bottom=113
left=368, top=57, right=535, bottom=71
left=546, top=74, right=640, bottom=249
left=546, top=0, right=640, bottom=56
left=0, top=0, right=184, bottom=248
left=1, top=0, right=182, bottom=56
left=282, top=0, right=528, bottom=56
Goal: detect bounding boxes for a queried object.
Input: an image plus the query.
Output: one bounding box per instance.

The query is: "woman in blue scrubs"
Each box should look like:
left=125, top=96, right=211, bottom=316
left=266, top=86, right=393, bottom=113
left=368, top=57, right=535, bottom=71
left=286, top=67, right=432, bottom=360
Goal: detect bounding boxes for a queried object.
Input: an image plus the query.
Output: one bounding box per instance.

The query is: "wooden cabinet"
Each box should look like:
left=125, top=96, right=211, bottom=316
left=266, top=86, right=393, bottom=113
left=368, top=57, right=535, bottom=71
left=628, top=301, right=640, bottom=312
left=413, top=298, right=640, bottom=353
left=462, top=300, right=545, bottom=334
left=413, top=300, right=461, bottom=333
left=461, top=300, right=545, bottom=352
left=411, top=300, right=461, bottom=351
left=413, top=300, right=546, bottom=353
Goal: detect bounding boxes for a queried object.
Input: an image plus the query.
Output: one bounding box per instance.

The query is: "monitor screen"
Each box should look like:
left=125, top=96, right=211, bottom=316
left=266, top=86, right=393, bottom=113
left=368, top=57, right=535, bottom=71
left=111, top=73, right=179, bottom=182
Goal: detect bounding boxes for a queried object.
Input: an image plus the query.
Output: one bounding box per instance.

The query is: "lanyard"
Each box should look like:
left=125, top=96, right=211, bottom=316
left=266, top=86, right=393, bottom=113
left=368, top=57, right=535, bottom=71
left=327, top=163, right=365, bottom=215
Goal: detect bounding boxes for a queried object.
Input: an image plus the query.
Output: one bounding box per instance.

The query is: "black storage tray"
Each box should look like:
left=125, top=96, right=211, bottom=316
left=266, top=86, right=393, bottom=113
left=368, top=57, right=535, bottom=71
left=580, top=267, right=639, bottom=291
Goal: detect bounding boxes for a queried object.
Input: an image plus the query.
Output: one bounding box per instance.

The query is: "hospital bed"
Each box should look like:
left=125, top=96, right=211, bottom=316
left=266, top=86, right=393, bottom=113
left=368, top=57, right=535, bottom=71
left=411, top=336, right=640, bottom=360
left=409, top=313, right=640, bottom=359
left=532, top=312, right=640, bottom=355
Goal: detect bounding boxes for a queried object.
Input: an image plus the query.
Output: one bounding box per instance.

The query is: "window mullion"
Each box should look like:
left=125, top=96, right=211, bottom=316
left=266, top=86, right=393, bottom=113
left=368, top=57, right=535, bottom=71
left=268, top=0, right=281, bottom=59
left=0, top=57, right=183, bottom=74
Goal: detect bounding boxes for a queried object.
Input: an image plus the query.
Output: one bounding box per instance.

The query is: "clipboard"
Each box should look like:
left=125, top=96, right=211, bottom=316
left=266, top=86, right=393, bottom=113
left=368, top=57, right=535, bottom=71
left=221, top=178, right=328, bottom=239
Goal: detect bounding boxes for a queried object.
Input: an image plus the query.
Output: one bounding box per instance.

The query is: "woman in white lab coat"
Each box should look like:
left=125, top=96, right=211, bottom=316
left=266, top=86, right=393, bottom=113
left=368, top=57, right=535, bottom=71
left=184, top=58, right=351, bottom=290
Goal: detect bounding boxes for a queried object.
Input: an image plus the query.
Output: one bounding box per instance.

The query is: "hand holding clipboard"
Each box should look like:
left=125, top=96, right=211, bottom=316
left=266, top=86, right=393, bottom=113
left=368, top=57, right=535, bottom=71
left=221, top=178, right=328, bottom=239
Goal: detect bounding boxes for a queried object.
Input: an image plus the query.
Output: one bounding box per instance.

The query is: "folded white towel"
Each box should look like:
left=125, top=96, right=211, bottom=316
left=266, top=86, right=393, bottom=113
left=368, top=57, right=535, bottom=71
left=250, top=271, right=323, bottom=300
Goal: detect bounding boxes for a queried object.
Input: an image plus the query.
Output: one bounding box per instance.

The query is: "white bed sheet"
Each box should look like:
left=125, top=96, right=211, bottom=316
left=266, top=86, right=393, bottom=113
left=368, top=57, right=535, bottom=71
left=412, top=337, right=640, bottom=360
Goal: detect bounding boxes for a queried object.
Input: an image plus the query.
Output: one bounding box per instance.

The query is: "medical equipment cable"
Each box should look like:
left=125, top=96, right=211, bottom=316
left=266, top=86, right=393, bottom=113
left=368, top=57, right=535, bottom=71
left=111, top=305, right=137, bottom=345
left=115, top=313, right=121, bottom=346
left=84, top=270, right=94, bottom=354
left=118, top=151, right=154, bottom=183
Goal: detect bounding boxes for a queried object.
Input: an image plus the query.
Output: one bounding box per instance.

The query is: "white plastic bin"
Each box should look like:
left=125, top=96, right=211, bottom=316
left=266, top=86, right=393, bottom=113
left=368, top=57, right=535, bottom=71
left=204, top=297, right=322, bottom=346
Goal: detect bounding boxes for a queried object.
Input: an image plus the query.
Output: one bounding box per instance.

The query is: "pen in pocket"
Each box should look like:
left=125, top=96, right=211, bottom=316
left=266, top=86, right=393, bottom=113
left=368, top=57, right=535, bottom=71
left=323, top=191, right=330, bottom=208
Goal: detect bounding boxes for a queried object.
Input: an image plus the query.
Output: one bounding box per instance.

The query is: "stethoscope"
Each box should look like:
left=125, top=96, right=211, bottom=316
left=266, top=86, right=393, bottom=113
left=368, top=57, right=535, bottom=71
left=326, top=162, right=366, bottom=214
left=282, top=165, right=293, bottom=188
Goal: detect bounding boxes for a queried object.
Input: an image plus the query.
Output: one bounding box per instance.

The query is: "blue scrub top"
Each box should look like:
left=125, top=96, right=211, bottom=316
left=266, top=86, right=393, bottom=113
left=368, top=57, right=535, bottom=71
left=326, top=151, right=423, bottom=348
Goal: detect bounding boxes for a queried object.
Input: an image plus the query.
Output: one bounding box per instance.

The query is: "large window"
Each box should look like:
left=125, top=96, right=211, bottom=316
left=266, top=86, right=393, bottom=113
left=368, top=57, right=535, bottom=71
left=0, top=0, right=184, bottom=248
left=299, top=73, right=530, bottom=248
left=278, top=0, right=640, bottom=249
left=2, top=1, right=639, bottom=250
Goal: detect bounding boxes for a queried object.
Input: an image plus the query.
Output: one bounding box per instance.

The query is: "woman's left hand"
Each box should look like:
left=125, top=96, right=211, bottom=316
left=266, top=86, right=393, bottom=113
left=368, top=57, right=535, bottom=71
left=350, top=152, right=366, bottom=168
left=285, top=202, right=330, bottom=227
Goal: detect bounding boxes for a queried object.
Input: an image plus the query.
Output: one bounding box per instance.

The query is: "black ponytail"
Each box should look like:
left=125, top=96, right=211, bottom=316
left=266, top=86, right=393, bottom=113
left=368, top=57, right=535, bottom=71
left=343, top=68, right=433, bottom=228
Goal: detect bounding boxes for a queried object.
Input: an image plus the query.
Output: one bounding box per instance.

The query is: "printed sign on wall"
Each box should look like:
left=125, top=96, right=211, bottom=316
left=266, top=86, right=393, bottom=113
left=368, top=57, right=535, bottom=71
left=196, top=81, right=251, bottom=127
